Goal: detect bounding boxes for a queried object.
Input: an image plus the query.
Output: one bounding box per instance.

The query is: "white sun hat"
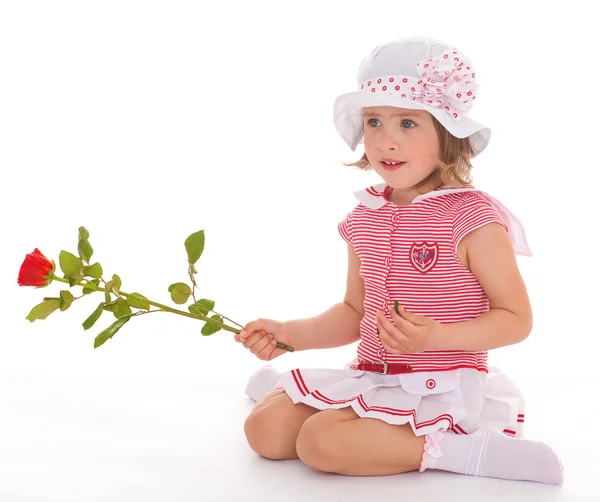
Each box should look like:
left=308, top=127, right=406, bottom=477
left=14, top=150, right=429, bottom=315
left=333, top=36, right=491, bottom=157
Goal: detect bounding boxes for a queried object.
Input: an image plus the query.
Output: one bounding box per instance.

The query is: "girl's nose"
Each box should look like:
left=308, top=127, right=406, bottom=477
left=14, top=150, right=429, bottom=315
left=378, top=139, right=398, bottom=151
left=378, top=132, right=399, bottom=151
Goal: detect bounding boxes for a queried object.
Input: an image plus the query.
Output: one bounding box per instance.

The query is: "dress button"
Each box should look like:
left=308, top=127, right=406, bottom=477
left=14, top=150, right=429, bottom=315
left=392, top=213, right=402, bottom=226
left=378, top=348, right=384, bottom=358
left=384, top=256, right=392, bottom=267
left=426, top=379, right=436, bottom=390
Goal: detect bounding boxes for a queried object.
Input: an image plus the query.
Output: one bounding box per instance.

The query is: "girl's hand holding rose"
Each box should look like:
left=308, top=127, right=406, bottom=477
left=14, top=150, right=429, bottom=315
left=234, top=318, right=294, bottom=361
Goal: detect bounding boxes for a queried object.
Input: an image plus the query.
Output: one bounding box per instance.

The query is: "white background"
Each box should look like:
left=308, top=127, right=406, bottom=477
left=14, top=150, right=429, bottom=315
left=1, top=1, right=598, bottom=501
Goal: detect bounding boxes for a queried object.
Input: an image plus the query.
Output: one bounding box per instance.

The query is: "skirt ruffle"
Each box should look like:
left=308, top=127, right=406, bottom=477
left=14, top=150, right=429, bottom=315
left=247, top=357, right=525, bottom=438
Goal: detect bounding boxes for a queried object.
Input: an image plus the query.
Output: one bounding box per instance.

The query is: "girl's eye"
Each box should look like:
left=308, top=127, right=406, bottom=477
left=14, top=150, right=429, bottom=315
left=366, top=118, right=416, bottom=128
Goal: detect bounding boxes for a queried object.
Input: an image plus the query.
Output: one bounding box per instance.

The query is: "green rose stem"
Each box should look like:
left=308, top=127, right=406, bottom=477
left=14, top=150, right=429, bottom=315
left=49, top=274, right=294, bottom=352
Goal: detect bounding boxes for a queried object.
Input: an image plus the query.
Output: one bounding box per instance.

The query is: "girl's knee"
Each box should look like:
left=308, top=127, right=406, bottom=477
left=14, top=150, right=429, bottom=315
left=296, top=414, right=340, bottom=472
left=252, top=387, right=286, bottom=412
left=244, top=394, right=297, bottom=460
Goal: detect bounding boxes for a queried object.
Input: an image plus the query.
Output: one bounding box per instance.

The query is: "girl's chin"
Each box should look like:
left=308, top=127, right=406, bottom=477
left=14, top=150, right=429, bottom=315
left=378, top=172, right=414, bottom=187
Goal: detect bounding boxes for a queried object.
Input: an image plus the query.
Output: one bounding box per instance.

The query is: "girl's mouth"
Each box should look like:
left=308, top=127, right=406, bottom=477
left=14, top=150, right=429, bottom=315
left=381, top=161, right=406, bottom=171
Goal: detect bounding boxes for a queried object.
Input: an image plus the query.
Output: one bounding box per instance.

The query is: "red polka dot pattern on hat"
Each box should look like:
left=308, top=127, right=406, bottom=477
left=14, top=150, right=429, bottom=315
left=356, top=48, right=479, bottom=123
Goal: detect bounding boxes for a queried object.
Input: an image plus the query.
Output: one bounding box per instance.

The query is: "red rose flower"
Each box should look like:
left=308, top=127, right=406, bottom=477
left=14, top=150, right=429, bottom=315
left=18, top=248, right=54, bottom=287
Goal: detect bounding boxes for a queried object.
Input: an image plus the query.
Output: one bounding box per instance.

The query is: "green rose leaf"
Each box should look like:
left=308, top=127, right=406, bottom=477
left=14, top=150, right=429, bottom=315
left=111, top=274, right=122, bottom=295
left=94, top=315, right=131, bottom=349
left=126, top=293, right=150, bottom=310
left=26, top=298, right=61, bottom=322
left=59, top=250, right=83, bottom=277
left=83, top=263, right=103, bottom=279
left=82, top=279, right=100, bottom=295
left=60, top=250, right=84, bottom=287
left=78, top=239, right=93, bottom=264
left=188, top=298, right=215, bottom=317
left=78, top=226, right=90, bottom=241
left=67, top=275, right=83, bottom=287
left=168, top=282, right=192, bottom=305
left=201, top=314, right=223, bottom=336
left=104, top=289, right=111, bottom=304
left=83, top=302, right=106, bottom=330
left=115, top=300, right=132, bottom=319
left=184, top=230, right=205, bottom=266
left=59, top=290, right=74, bottom=311
left=103, top=298, right=132, bottom=319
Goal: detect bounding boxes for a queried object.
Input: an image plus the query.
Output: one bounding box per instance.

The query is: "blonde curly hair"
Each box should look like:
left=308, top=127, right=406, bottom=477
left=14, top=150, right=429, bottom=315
left=341, top=113, right=476, bottom=190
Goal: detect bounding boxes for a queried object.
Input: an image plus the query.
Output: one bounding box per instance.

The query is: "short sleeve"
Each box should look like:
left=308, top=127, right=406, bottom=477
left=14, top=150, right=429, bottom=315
left=338, top=209, right=354, bottom=247
left=452, top=194, right=508, bottom=253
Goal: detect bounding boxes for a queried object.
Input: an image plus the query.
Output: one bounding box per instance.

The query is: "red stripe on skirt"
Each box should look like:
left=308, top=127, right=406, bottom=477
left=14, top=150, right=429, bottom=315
left=297, top=386, right=457, bottom=431
left=291, top=369, right=310, bottom=396
left=288, top=369, right=519, bottom=435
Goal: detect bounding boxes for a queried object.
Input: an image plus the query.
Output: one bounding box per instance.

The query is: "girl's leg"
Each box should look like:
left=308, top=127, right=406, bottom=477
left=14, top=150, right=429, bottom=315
left=250, top=385, right=286, bottom=413
left=294, top=407, right=563, bottom=484
left=420, top=428, right=564, bottom=485
left=244, top=389, right=321, bottom=460
left=296, top=406, right=426, bottom=476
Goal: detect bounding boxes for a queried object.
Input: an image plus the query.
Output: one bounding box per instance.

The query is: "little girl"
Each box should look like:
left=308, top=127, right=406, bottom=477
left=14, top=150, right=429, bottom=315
left=235, top=36, right=564, bottom=485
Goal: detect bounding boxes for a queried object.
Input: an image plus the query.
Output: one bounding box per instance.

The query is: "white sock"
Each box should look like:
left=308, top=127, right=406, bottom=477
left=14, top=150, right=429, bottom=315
left=419, top=428, right=564, bottom=485
left=244, top=364, right=281, bottom=402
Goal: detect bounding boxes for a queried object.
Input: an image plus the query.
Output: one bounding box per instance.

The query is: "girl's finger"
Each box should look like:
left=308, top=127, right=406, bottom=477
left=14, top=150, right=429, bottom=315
left=240, top=319, right=269, bottom=342
left=249, top=332, right=273, bottom=355
left=393, top=318, right=415, bottom=339
left=242, top=331, right=265, bottom=349
left=396, top=305, right=428, bottom=326
left=377, top=324, right=391, bottom=352
left=377, top=312, right=404, bottom=343
left=256, top=337, right=278, bottom=360
left=377, top=324, right=402, bottom=354
left=234, top=330, right=249, bottom=343
left=377, top=320, right=399, bottom=350
left=388, top=304, right=415, bottom=333
left=377, top=315, right=408, bottom=349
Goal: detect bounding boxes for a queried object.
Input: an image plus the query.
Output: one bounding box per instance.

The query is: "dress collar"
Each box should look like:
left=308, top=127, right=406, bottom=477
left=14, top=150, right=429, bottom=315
left=351, top=182, right=533, bottom=257
left=353, top=182, right=476, bottom=209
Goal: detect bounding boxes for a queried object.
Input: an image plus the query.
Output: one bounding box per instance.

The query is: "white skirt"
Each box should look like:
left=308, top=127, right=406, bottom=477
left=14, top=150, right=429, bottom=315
left=246, top=357, right=525, bottom=438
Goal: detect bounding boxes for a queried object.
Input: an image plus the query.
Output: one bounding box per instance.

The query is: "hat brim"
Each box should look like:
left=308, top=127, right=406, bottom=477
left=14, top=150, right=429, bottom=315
left=333, top=91, right=491, bottom=157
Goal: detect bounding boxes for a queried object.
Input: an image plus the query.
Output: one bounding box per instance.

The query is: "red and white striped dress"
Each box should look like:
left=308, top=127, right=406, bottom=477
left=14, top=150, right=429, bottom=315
left=249, top=183, right=531, bottom=437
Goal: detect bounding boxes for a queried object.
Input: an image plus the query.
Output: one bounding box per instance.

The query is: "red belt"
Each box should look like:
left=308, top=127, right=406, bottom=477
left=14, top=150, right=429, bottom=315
left=356, top=362, right=413, bottom=374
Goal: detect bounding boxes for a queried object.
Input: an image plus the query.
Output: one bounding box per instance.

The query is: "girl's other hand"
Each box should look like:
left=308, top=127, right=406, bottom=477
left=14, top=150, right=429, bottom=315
left=376, top=303, right=443, bottom=354
left=234, top=318, right=292, bottom=361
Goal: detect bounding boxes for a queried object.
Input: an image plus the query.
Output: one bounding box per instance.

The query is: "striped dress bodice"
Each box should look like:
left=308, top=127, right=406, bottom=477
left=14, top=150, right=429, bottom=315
left=338, top=183, right=513, bottom=373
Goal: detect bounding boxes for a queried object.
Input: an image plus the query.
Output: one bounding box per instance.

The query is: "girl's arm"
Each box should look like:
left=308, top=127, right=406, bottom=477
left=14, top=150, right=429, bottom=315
left=283, top=302, right=362, bottom=351
left=283, top=244, right=364, bottom=351
left=434, top=221, right=533, bottom=352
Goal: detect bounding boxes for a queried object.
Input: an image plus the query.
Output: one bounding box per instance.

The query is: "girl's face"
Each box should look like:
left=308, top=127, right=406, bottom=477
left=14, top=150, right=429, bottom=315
left=362, top=106, right=441, bottom=199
